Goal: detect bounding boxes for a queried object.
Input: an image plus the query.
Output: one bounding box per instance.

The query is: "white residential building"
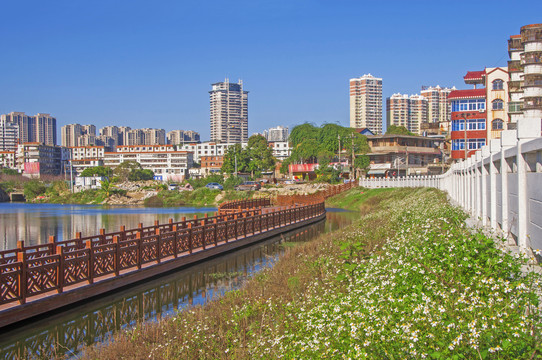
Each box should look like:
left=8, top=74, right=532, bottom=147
left=104, top=145, right=193, bottom=182
left=210, top=79, right=248, bottom=143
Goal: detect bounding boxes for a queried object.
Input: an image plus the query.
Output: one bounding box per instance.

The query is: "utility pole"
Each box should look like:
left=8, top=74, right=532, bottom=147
left=70, top=160, right=73, bottom=193
left=405, top=146, right=409, bottom=176
left=337, top=134, right=341, bottom=171
left=234, top=154, right=238, bottom=177
left=351, top=133, right=355, bottom=180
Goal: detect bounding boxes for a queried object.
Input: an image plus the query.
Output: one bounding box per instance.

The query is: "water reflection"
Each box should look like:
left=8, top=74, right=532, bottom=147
left=0, top=208, right=358, bottom=359
left=0, top=204, right=216, bottom=250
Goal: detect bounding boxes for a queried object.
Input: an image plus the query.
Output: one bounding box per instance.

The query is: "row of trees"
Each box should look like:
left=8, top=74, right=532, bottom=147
left=281, top=123, right=371, bottom=174
left=221, top=135, right=276, bottom=177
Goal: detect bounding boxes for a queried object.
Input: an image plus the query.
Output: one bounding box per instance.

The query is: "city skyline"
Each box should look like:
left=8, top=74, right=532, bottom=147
left=0, top=1, right=539, bottom=139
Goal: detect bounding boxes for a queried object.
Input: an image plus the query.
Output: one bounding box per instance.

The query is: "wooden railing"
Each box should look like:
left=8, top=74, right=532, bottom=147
left=218, top=198, right=272, bottom=214
left=276, top=181, right=358, bottom=206
left=0, top=202, right=325, bottom=306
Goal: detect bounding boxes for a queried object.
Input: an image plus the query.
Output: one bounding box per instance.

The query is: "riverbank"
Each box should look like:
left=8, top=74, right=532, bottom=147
left=81, top=187, right=541, bottom=359
left=1, top=178, right=335, bottom=206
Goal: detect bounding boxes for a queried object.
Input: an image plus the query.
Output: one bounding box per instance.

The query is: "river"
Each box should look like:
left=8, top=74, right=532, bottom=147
left=0, top=204, right=357, bottom=359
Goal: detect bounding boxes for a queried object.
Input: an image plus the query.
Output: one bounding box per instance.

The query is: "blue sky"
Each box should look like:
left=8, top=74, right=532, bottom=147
left=1, top=0, right=540, bottom=139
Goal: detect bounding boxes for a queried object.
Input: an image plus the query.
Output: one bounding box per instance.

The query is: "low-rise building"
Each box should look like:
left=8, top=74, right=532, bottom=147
left=0, top=151, right=17, bottom=169
left=17, top=143, right=70, bottom=177
left=179, top=141, right=247, bottom=163
left=70, top=146, right=106, bottom=175
left=104, top=145, right=193, bottom=182
left=268, top=141, right=291, bottom=161
left=366, top=134, right=444, bottom=176
left=201, top=155, right=223, bottom=175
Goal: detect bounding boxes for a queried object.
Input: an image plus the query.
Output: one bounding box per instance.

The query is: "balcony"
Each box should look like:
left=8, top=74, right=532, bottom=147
left=523, top=97, right=542, bottom=110
left=508, top=37, right=522, bottom=53
left=508, top=60, right=522, bottom=72
left=508, top=80, right=523, bottom=92
left=523, top=74, right=542, bottom=87
left=521, top=27, right=542, bottom=42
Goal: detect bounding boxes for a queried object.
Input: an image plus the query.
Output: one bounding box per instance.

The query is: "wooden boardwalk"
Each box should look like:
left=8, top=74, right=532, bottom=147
left=0, top=182, right=357, bottom=328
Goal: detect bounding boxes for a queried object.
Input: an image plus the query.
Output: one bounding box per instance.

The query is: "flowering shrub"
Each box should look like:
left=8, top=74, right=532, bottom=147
left=251, top=189, right=541, bottom=359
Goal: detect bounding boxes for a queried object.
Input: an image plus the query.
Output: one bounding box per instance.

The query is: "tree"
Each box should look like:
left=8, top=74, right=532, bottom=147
left=354, top=155, right=370, bottom=172
left=221, top=144, right=249, bottom=174
left=386, top=125, right=415, bottom=136
left=80, top=166, right=112, bottom=177
left=113, top=161, right=142, bottom=182
left=289, top=123, right=319, bottom=147
left=128, top=169, right=154, bottom=181
left=100, top=178, right=113, bottom=197
left=246, top=135, right=276, bottom=176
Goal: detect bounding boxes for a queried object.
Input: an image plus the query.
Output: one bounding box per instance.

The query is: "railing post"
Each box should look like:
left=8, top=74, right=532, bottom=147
left=113, top=235, right=120, bottom=275
left=136, top=231, right=142, bottom=269
left=17, top=241, right=26, bottom=305
left=120, top=225, right=126, bottom=241
left=213, top=219, right=218, bottom=246
left=225, top=219, right=229, bottom=243
left=86, top=240, right=94, bottom=284
left=234, top=215, right=238, bottom=239
left=172, top=225, right=178, bottom=257
left=500, top=130, right=516, bottom=237
left=99, top=228, right=106, bottom=244
left=187, top=223, right=193, bottom=254
left=489, top=139, right=500, bottom=229
left=201, top=220, right=206, bottom=250
left=517, top=118, right=540, bottom=250
left=169, top=218, right=173, bottom=231
left=56, top=245, right=64, bottom=293
left=155, top=228, right=161, bottom=263
left=48, top=235, right=56, bottom=255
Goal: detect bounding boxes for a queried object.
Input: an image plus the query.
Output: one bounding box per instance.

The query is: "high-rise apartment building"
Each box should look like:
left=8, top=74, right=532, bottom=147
left=508, top=24, right=542, bottom=125
left=61, top=123, right=96, bottom=147
left=82, top=125, right=96, bottom=137
left=409, top=95, right=428, bottom=135
left=210, top=79, right=248, bottom=143
left=386, top=93, right=428, bottom=135
left=349, top=74, right=383, bottom=134
left=0, top=118, right=19, bottom=151
left=167, top=130, right=201, bottom=145
left=386, top=94, right=410, bottom=130
left=99, top=126, right=120, bottom=147
left=61, top=124, right=83, bottom=147
left=263, top=126, right=289, bottom=142
left=142, top=128, right=166, bottom=145
left=117, top=126, right=131, bottom=146
left=420, top=86, right=455, bottom=124
left=1, top=112, right=57, bottom=145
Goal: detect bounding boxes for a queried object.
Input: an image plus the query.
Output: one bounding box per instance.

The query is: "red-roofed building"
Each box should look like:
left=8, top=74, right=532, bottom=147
left=449, top=67, right=509, bottom=160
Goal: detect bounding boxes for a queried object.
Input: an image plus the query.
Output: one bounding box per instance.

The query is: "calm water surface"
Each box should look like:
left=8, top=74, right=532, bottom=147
left=0, top=203, right=216, bottom=250
left=0, top=205, right=357, bottom=359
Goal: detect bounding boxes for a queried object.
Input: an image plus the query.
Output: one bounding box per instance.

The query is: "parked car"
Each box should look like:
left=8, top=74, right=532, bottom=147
left=235, top=181, right=261, bottom=191
left=168, top=183, right=178, bottom=191
left=205, top=182, right=223, bottom=190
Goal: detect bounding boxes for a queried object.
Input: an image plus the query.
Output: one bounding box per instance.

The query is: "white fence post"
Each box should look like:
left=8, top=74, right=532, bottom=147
left=489, top=139, right=500, bottom=229
left=517, top=118, right=541, bottom=250
left=500, top=130, right=516, bottom=237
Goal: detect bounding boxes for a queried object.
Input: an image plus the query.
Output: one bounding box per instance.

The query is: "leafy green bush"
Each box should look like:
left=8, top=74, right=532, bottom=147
left=23, top=180, right=46, bottom=199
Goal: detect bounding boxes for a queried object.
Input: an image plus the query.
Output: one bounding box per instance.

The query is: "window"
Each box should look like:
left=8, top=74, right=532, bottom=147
left=492, top=99, right=504, bottom=110
left=492, top=79, right=504, bottom=90
left=492, top=119, right=504, bottom=130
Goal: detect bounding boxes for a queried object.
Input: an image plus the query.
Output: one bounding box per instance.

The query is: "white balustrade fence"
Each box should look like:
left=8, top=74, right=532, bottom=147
left=360, top=118, right=542, bottom=252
